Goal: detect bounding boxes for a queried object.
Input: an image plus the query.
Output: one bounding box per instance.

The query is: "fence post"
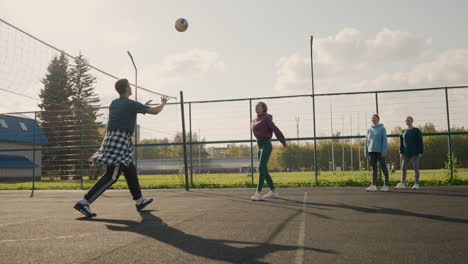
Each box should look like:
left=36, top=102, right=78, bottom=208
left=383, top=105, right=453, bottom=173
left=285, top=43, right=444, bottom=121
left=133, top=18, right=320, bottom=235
left=249, top=99, right=254, bottom=184
left=31, top=111, right=37, bottom=197
left=445, top=88, right=453, bottom=180
left=80, top=110, right=84, bottom=189
left=375, top=91, right=382, bottom=184
left=375, top=92, right=379, bottom=115
left=189, top=102, right=193, bottom=186
left=310, top=36, right=319, bottom=185
left=180, top=91, right=190, bottom=191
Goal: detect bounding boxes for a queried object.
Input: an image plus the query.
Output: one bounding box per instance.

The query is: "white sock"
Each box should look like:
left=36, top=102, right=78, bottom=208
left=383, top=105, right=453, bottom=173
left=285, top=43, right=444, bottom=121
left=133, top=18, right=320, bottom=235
left=79, top=199, right=89, bottom=205
left=136, top=197, right=144, bottom=204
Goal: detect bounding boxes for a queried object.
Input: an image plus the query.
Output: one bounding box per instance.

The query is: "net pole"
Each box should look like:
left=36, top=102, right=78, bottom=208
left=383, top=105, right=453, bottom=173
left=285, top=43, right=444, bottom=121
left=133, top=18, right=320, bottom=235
left=375, top=92, right=379, bottom=115
left=249, top=99, right=254, bottom=184
left=189, top=102, right=193, bottom=186
left=445, top=88, right=453, bottom=180
left=375, top=92, right=382, bottom=184
left=180, top=91, right=190, bottom=191
left=350, top=112, right=353, bottom=173
left=310, top=36, right=319, bottom=185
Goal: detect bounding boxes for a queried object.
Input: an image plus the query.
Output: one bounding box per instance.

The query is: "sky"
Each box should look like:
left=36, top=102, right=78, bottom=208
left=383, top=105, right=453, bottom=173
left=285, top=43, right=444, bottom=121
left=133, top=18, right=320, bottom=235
left=1, top=0, right=468, bottom=141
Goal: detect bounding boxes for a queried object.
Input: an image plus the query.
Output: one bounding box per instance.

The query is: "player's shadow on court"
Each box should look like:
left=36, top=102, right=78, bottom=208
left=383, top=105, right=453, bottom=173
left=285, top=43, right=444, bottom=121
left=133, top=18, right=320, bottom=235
left=82, top=210, right=336, bottom=264
left=190, top=191, right=468, bottom=224
left=275, top=198, right=468, bottom=224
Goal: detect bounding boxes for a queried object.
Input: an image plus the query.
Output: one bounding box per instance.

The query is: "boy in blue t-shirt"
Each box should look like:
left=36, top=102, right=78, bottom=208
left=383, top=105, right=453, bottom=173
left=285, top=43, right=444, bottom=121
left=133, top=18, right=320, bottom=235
left=74, top=79, right=169, bottom=217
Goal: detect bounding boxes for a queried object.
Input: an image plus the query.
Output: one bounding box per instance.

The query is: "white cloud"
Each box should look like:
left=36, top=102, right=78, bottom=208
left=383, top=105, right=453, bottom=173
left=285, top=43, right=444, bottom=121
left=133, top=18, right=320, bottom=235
left=315, top=27, right=431, bottom=67
left=97, top=48, right=225, bottom=103
left=143, top=48, right=225, bottom=84
left=351, top=49, right=468, bottom=90
left=367, top=28, right=432, bottom=62
left=274, top=28, right=447, bottom=93
left=274, top=53, right=311, bottom=94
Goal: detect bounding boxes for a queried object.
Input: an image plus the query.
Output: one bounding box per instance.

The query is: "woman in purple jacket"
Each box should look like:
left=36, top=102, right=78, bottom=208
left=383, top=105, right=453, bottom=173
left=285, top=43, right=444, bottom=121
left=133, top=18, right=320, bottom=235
left=251, top=102, right=288, bottom=201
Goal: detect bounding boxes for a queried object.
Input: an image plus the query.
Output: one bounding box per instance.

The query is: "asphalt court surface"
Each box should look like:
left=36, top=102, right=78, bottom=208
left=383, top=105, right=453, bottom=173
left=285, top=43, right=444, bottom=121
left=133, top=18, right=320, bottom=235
left=1, top=186, right=468, bottom=264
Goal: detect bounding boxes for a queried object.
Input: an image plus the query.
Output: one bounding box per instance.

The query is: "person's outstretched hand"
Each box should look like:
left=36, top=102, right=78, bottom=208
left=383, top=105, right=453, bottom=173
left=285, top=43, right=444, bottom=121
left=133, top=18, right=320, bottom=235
left=161, top=96, right=169, bottom=105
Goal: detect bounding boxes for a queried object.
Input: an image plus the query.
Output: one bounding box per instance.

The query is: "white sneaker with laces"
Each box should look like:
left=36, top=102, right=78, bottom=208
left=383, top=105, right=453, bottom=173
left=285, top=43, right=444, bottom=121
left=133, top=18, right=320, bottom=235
left=412, top=183, right=420, bottom=190
left=262, top=191, right=279, bottom=199
left=250, top=192, right=262, bottom=201
left=395, top=182, right=406, bottom=189
left=366, top=185, right=377, bottom=192
left=380, top=185, right=390, bottom=192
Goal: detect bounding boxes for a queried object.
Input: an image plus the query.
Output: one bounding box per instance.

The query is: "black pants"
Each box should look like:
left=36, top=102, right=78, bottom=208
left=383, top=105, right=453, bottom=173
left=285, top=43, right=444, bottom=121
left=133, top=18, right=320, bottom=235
left=84, top=162, right=142, bottom=203
left=369, top=152, right=389, bottom=185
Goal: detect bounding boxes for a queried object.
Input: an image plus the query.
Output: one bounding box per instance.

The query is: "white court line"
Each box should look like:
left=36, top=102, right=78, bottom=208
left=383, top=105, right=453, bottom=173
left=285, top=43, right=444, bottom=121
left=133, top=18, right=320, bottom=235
left=0, top=190, right=184, bottom=227
left=0, top=234, right=92, bottom=243
left=295, top=191, right=307, bottom=264
left=0, top=212, right=80, bottom=227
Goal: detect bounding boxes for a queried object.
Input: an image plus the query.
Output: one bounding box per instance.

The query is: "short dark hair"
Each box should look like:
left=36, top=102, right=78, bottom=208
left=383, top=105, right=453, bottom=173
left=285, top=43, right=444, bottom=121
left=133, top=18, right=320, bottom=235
left=372, top=114, right=380, bottom=121
left=115, top=79, right=129, bottom=94
left=257, top=102, right=268, bottom=113
left=406, top=116, right=414, bottom=122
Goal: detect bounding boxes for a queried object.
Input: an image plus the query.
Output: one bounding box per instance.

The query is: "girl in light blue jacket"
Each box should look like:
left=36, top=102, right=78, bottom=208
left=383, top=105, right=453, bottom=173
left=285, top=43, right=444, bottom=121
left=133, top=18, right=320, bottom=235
left=364, top=114, right=389, bottom=192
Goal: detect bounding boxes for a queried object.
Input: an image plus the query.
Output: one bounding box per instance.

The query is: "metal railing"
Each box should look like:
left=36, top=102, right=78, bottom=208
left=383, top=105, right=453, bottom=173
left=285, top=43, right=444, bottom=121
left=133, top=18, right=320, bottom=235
left=1, top=85, right=468, bottom=191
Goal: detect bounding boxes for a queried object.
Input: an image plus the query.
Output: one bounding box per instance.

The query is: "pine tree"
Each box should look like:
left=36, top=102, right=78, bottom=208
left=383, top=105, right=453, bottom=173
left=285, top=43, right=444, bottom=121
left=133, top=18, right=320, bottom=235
left=69, top=53, right=102, bottom=179
left=38, top=53, right=74, bottom=179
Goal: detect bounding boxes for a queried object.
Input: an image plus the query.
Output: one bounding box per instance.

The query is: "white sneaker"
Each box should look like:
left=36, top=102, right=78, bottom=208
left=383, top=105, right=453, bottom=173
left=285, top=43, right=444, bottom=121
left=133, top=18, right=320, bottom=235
left=136, top=198, right=154, bottom=212
left=412, top=184, right=420, bottom=190
left=395, top=183, right=406, bottom=189
left=250, top=192, right=262, bottom=201
left=366, top=185, right=377, bottom=192
left=380, top=185, right=390, bottom=192
left=262, top=191, right=279, bottom=199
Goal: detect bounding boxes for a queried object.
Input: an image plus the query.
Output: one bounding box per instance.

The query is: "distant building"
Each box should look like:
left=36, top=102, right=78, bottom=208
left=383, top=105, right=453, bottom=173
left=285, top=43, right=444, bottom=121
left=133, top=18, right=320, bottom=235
left=0, top=115, right=47, bottom=181
left=207, top=147, right=228, bottom=158
left=138, top=157, right=258, bottom=174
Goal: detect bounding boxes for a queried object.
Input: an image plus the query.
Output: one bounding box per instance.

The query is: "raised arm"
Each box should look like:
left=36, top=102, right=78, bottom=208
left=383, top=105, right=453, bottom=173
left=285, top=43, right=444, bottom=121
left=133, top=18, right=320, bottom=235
left=146, top=96, right=169, bottom=115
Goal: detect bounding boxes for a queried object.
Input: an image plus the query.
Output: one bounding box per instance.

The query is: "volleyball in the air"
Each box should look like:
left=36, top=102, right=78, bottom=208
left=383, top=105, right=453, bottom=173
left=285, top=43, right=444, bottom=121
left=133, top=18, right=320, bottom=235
left=175, top=18, right=189, bottom=32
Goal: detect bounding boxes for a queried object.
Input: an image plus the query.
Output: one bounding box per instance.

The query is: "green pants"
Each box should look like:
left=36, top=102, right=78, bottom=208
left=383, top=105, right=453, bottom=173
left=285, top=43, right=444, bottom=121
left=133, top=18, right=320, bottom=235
left=257, top=139, right=275, bottom=192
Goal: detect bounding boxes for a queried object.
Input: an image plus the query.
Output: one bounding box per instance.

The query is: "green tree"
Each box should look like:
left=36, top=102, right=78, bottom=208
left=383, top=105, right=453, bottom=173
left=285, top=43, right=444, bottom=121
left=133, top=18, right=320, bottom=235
left=137, top=138, right=173, bottom=159
left=421, top=123, right=437, bottom=133
left=69, top=53, right=102, bottom=179
left=38, top=53, right=73, bottom=179
left=137, top=133, right=208, bottom=160
left=445, top=152, right=459, bottom=183
left=172, top=132, right=209, bottom=159
left=224, top=144, right=252, bottom=158
left=450, top=128, right=468, bottom=168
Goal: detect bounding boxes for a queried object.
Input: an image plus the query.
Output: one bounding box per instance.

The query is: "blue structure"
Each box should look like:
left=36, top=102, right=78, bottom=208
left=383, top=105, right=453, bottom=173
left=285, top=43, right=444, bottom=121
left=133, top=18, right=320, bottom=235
left=0, top=114, right=47, bottom=180
left=0, top=155, right=37, bottom=168
left=0, top=114, right=47, bottom=145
